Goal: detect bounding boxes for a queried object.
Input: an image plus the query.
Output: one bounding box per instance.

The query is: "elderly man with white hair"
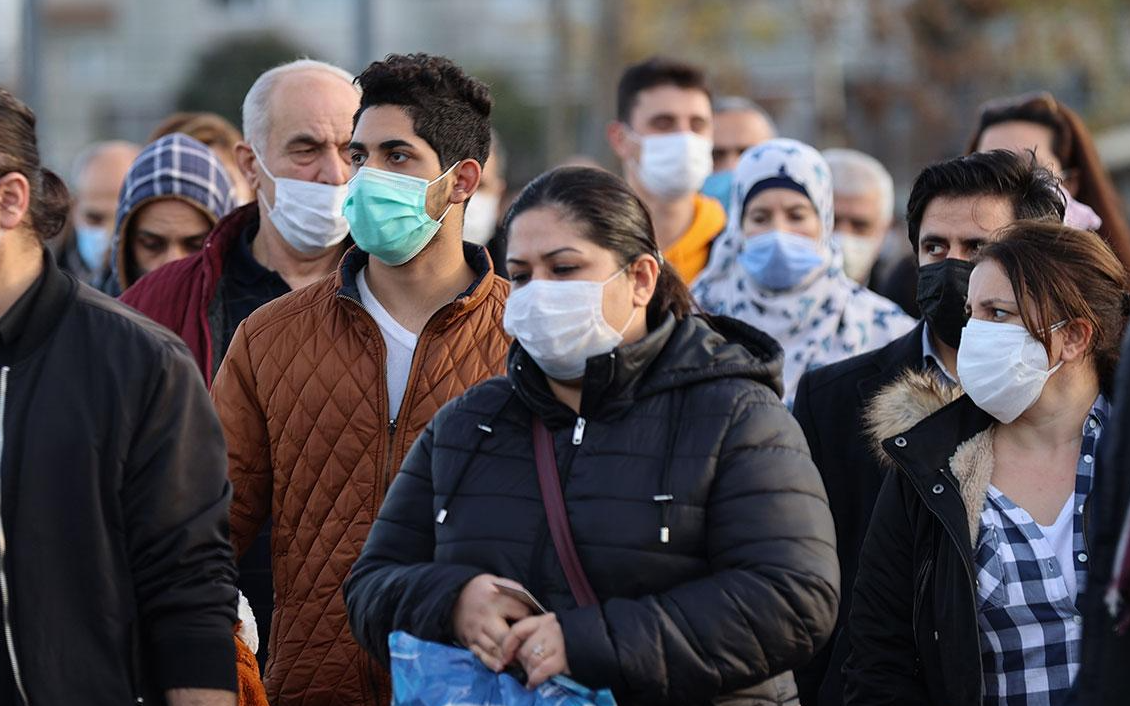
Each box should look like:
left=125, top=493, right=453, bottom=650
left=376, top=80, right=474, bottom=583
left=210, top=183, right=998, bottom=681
left=823, top=147, right=896, bottom=284
left=119, top=58, right=361, bottom=670
left=121, top=58, right=360, bottom=381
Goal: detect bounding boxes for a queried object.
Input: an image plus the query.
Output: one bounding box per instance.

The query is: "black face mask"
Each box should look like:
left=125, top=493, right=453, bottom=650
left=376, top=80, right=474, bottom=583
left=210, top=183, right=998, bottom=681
left=916, top=259, right=974, bottom=350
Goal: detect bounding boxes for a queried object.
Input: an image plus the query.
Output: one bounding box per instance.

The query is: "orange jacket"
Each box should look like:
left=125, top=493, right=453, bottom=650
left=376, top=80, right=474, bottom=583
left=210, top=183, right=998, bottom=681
left=663, top=193, right=727, bottom=283
left=212, top=245, right=511, bottom=706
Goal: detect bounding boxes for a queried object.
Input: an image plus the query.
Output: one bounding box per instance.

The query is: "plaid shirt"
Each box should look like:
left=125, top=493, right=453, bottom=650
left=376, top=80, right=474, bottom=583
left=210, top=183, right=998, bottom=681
left=975, top=397, right=1108, bottom=705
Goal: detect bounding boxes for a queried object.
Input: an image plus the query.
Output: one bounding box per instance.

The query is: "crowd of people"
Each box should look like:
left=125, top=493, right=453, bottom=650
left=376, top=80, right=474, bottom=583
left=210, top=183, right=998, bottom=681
left=0, top=47, right=1129, bottom=706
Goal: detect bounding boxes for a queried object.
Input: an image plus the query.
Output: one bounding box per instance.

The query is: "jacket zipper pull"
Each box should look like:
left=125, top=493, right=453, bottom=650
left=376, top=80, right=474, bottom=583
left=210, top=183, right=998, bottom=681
left=388, top=418, right=397, bottom=437
left=654, top=494, right=674, bottom=544
left=572, top=417, right=586, bottom=446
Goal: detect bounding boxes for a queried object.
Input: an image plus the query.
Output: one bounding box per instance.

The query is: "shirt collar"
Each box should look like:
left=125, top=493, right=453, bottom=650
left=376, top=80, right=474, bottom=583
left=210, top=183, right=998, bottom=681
left=921, top=322, right=958, bottom=384
left=229, top=215, right=277, bottom=286
left=1087, top=394, right=1109, bottom=433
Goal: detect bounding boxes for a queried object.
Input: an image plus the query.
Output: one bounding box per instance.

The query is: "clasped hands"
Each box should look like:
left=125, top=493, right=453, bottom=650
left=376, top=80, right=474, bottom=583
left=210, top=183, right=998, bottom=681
left=453, top=573, right=571, bottom=688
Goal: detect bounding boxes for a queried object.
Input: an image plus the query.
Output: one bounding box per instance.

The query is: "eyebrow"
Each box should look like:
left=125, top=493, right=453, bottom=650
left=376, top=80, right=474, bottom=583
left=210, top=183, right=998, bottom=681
left=284, top=133, right=325, bottom=150
left=977, top=298, right=1017, bottom=308
left=349, top=139, right=415, bottom=154
left=506, top=247, right=583, bottom=265
left=136, top=229, right=210, bottom=240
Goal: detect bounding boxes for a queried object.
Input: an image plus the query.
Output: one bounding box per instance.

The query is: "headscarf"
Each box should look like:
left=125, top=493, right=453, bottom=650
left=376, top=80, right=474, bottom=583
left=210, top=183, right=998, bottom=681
left=104, top=133, right=237, bottom=294
left=692, top=138, right=914, bottom=405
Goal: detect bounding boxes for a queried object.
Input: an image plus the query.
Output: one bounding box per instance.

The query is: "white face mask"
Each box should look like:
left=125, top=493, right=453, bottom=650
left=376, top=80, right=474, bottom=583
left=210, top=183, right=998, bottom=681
left=957, top=318, right=1065, bottom=424
left=255, top=149, right=351, bottom=254
left=462, top=191, right=501, bottom=246
left=503, top=267, right=637, bottom=381
left=833, top=231, right=882, bottom=283
left=630, top=131, right=714, bottom=199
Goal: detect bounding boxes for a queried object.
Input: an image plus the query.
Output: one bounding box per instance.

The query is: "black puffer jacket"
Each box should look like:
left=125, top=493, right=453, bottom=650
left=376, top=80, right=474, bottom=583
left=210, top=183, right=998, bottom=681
left=345, top=314, right=839, bottom=705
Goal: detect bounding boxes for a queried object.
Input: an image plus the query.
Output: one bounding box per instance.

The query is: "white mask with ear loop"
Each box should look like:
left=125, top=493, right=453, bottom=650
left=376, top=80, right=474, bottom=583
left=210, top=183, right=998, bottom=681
left=503, top=266, right=638, bottom=381
left=957, top=318, right=1067, bottom=423
left=254, top=148, right=351, bottom=254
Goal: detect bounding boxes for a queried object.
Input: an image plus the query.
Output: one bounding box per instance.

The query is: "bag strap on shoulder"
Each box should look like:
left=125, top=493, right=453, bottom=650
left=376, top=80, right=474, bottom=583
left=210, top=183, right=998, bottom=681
left=531, top=415, right=599, bottom=608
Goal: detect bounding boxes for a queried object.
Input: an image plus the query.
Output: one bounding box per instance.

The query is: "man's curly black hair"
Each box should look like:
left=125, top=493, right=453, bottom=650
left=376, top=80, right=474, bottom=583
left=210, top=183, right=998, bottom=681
left=354, top=53, right=493, bottom=168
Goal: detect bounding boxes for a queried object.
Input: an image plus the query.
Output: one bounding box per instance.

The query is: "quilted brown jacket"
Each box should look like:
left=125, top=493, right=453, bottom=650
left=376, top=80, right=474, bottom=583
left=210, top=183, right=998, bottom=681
left=211, top=244, right=510, bottom=706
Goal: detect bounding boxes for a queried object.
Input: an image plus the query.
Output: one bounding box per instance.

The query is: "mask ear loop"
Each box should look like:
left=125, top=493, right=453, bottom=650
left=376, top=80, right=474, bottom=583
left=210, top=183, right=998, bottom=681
left=605, top=261, right=644, bottom=336
left=1044, top=319, right=1071, bottom=375
left=427, top=161, right=463, bottom=225
left=251, top=147, right=281, bottom=215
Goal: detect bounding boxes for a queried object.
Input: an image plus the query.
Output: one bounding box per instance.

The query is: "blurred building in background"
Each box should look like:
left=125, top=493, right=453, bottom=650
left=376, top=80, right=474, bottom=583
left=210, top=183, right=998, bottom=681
left=4, top=0, right=1130, bottom=207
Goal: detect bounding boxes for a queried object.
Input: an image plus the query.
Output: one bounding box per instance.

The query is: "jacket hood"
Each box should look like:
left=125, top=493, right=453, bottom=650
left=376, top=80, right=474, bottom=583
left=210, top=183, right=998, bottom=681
left=642, top=314, right=785, bottom=398
left=509, top=313, right=785, bottom=426
left=863, top=369, right=963, bottom=468
left=109, top=133, right=238, bottom=291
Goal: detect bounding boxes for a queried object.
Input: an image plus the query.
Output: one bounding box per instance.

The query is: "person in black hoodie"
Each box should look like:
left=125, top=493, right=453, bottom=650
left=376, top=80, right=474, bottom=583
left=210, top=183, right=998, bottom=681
left=0, top=90, right=238, bottom=704
left=345, top=166, right=839, bottom=705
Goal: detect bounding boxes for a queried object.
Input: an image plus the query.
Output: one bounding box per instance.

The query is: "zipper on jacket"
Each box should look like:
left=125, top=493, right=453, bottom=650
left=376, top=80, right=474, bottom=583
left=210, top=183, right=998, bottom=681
left=572, top=417, right=586, bottom=445
left=893, top=459, right=983, bottom=700
left=0, top=367, right=28, bottom=705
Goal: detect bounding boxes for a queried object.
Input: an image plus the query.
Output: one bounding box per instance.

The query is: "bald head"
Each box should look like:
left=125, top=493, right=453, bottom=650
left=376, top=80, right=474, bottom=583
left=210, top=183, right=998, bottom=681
left=711, top=97, right=776, bottom=173
left=71, top=141, right=141, bottom=232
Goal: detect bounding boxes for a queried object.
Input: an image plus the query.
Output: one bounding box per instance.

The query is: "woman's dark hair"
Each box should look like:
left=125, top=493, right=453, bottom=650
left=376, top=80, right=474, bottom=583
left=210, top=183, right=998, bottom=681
left=976, top=219, right=1129, bottom=394
left=967, top=91, right=1130, bottom=268
left=0, top=88, right=69, bottom=239
left=501, top=166, right=694, bottom=327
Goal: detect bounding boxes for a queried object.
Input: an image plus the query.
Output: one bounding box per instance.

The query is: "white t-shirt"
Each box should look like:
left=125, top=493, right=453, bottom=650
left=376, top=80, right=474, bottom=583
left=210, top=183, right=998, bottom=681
left=356, top=268, right=418, bottom=420
left=1037, top=494, right=1079, bottom=601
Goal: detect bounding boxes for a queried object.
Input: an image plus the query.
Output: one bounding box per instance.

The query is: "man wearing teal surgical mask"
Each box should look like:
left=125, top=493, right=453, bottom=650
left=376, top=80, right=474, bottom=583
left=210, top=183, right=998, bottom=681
left=209, top=53, right=512, bottom=706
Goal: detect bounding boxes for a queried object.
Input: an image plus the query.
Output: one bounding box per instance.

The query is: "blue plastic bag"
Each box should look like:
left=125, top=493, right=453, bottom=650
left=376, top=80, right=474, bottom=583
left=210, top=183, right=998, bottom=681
left=389, top=631, right=617, bottom=706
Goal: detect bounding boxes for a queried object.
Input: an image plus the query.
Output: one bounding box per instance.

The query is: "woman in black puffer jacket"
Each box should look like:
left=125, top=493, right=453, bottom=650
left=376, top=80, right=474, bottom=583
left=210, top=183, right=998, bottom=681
left=345, top=167, right=839, bottom=706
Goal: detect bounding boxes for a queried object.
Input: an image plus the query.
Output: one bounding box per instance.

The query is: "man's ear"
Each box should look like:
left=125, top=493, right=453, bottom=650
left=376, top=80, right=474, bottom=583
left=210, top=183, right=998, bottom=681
left=607, top=121, right=635, bottom=163
left=0, top=172, right=31, bottom=231
left=234, top=142, right=261, bottom=193
left=447, top=159, right=482, bottom=206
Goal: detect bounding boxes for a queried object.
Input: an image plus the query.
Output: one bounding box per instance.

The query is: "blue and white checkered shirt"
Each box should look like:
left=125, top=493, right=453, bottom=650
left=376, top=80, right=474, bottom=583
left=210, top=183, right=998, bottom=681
left=974, top=397, right=1108, bottom=705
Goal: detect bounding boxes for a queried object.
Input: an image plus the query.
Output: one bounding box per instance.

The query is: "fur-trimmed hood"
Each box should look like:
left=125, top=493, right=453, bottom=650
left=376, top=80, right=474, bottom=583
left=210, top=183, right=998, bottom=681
left=863, top=369, right=996, bottom=547
left=863, top=370, right=964, bottom=468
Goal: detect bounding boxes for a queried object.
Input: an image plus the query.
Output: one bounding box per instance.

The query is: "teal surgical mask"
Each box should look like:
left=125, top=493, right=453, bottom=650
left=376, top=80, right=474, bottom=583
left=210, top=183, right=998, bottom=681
left=343, top=163, right=458, bottom=266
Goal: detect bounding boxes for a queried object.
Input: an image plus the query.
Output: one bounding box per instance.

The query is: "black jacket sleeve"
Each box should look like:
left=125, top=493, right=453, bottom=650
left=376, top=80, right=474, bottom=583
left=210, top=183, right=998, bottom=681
left=345, top=422, right=484, bottom=665
left=842, top=472, right=928, bottom=705
left=123, top=341, right=238, bottom=692
left=557, top=390, right=840, bottom=704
